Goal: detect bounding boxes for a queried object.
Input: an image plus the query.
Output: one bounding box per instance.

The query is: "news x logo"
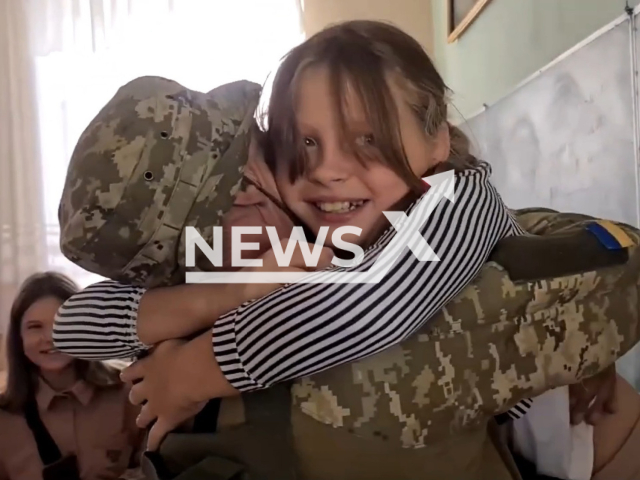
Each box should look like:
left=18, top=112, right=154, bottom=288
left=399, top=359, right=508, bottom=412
left=185, top=170, right=455, bottom=284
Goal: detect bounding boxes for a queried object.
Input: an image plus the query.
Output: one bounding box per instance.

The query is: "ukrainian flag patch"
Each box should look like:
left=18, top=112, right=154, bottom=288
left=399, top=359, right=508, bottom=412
left=585, top=220, right=634, bottom=250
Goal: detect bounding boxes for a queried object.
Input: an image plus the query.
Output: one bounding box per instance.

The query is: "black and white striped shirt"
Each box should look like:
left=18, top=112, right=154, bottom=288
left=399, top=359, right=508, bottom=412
left=53, top=164, right=532, bottom=419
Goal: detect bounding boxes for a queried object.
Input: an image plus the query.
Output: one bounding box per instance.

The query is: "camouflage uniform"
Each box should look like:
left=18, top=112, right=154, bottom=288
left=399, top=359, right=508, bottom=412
left=59, top=76, right=640, bottom=480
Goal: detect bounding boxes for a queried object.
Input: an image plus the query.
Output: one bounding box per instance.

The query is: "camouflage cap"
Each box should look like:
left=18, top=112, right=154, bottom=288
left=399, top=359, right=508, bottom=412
left=58, top=76, right=261, bottom=287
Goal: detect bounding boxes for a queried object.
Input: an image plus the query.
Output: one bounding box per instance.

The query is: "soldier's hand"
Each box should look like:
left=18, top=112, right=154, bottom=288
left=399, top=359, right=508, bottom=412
left=569, top=364, right=618, bottom=425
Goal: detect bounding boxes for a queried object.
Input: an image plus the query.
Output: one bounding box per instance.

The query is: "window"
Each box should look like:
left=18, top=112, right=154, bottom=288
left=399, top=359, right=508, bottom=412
left=32, top=0, right=304, bottom=287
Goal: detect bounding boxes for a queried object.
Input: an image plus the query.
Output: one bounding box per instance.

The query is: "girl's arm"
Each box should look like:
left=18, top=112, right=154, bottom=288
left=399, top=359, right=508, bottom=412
left=209, top=164, right=521, bottom=390
left=52, top=281, right=268, bottom=359
left=55, top=164, right=519, bottom=386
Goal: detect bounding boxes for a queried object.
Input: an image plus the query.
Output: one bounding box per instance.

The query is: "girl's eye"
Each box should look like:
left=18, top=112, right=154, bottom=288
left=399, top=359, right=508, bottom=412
left=303, top=137, right=317, bottom=148
left=356, top=134, right=375, bottom=146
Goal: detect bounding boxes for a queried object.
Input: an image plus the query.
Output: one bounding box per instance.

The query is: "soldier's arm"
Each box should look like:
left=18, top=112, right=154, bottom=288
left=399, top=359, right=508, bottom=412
left=476, top=215, right=640, bottom=415
left=287, top=214, right=640, bottom=444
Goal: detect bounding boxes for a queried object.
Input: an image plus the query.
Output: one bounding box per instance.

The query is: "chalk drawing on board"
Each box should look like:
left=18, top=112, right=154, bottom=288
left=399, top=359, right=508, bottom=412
left=460, top=18, right=637, bottom=226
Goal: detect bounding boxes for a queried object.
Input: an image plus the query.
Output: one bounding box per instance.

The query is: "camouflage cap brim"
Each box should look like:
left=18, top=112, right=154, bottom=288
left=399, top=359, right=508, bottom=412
left=59, top=76, right=261, bottom=287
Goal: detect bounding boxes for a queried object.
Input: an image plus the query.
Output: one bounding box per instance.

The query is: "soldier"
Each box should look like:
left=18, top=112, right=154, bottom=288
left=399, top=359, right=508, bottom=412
left=53, top=23, right=640, bottom=480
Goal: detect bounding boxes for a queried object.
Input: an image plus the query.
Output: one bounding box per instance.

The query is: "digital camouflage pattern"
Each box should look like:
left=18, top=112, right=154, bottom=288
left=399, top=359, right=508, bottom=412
left=59, top=76, right=260, bottom=287
left=283, top=209, right=640, bottom=479
left=291, top=209, right=639, bottom=444
left=59, top=76, right=640, bottom=479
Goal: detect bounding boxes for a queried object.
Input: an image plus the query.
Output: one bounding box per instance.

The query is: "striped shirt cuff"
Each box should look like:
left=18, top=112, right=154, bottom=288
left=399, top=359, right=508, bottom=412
left=124, top=288, right=148, bottom=350
left=211, top=311, right=261, bottom=392
left=52, top=280, right=150, bottom=360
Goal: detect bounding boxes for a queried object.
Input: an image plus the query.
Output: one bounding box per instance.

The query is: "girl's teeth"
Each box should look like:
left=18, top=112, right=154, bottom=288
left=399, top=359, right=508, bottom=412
left=316, top=201, right=364, bottom=213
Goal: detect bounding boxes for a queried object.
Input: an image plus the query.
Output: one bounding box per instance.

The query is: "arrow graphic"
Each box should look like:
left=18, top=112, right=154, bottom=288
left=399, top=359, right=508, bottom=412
left=186, top=170, right=455, bottom=284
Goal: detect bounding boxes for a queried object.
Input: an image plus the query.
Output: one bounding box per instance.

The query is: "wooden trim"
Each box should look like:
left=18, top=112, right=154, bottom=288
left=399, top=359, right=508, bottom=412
left=447, top=0, right=493, bottom=43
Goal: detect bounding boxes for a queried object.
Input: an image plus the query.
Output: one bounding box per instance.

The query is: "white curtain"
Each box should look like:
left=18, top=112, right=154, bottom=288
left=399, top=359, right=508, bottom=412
left=0, top=0, right=48, bottom=330
left=0, top=0, right=304, bottom=331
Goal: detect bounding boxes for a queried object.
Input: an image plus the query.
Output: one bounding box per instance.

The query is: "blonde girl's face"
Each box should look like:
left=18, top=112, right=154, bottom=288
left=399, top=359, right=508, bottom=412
left=274, top=65, right=450, bottom=249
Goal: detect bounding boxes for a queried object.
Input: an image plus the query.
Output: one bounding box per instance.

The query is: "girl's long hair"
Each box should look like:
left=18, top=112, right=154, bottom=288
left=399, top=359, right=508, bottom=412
left=0, top=271, right=122, bottom=413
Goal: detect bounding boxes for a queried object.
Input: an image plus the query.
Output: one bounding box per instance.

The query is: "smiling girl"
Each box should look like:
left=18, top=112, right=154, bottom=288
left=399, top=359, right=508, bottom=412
left=0, top=272, right=144, bottom=480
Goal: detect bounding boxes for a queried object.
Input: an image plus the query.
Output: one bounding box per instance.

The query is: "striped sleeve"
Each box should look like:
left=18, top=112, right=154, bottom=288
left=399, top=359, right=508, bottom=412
left=52, top=280, right=149, bottom=360
left=212, top=164, right=525, bottom=391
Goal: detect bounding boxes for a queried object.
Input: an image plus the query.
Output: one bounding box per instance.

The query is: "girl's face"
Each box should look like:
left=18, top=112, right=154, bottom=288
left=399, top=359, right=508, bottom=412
left=275, top=66, right=449, bottom=248
left=21, top=296, right=74, bottom=373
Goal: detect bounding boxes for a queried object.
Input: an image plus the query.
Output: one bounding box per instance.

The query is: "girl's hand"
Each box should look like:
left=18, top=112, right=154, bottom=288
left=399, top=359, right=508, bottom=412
left=121, top=332, right=229, bottom=452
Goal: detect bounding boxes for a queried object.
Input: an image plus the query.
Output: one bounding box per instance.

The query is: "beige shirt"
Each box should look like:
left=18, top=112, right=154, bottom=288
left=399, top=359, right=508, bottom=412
left=0, top=378, right=143, bottom=480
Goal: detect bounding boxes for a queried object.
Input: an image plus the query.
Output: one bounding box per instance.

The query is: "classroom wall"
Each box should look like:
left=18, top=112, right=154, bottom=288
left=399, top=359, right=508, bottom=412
left=299, top=0, right=435, bottom=54
left=431, top=0, right=640, bottom=119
